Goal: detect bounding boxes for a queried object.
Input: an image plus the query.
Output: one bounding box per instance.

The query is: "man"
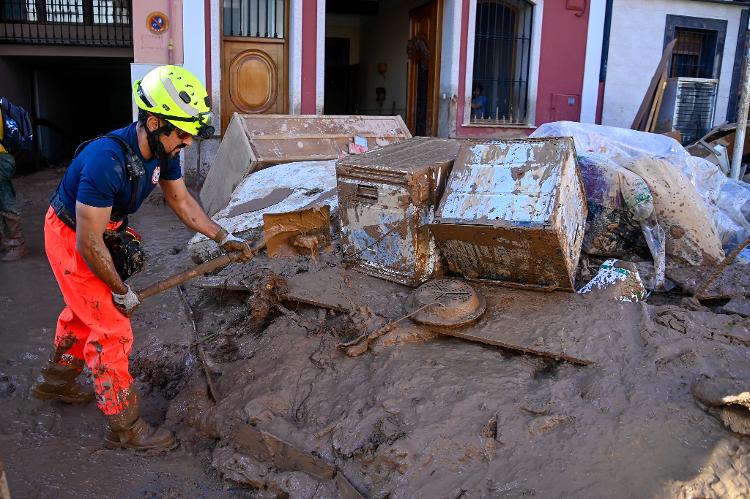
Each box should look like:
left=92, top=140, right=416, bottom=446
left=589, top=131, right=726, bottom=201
left=0, top=102, right=27, bottom=262
left=32, top=65, right=252, bottom=452
left=470, top=83, right=488, bottom=120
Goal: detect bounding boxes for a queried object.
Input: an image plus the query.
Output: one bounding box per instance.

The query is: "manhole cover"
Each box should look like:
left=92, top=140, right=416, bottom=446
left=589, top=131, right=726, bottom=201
left=410, top=279, right=486, bottom=328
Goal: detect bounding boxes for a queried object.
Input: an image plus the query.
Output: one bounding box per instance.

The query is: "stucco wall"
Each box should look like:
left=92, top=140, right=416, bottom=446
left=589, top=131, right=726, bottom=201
left=602, top=0, right=744, bottom=129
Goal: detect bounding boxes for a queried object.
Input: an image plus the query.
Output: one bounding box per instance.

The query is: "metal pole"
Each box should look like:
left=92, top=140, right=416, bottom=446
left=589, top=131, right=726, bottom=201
left=731, top=21, right=750, bottom=180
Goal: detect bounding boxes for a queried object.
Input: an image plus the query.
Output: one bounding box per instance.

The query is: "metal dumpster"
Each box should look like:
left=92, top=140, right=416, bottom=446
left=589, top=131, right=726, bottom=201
left=336, top=137, right=463, bottom=286
left=429, top=138, right=587, bottom=291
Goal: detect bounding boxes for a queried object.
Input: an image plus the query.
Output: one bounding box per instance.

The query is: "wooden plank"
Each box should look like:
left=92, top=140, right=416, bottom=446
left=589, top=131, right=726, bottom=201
left=284, top=267, right=411, bottom=318
left=646, top=73, right=667, bottom=132
left=231, top=423, right=337, bottom=480
left=427, top=286, right=632, bottom=366
left=631, top=39, right=677, bottom=130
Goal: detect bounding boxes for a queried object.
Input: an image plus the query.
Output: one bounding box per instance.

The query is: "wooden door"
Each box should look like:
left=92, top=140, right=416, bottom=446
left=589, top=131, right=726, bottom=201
left=406, top=0, right=442, bottom=136
left=221, top=0, right=288, bottom=133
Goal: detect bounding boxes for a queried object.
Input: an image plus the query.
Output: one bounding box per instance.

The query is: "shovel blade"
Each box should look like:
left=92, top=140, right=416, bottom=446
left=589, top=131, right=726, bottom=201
left=263, top=205, right=332, bottom=258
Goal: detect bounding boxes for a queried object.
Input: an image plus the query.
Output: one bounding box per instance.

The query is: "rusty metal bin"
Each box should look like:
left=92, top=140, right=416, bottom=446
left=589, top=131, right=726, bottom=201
left=429, top=138, right=587, bottom=291
left=336, top=137, right=463, bottom=286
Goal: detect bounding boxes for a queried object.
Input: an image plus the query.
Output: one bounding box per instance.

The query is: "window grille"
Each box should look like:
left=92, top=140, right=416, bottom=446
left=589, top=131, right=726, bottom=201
left=223, top=0, right=285, bottom=38
left=45, top=0, right=84, bottom=23
left=470, top=0, right=533, bottom=125
left=670, top=28, right=717, bottom=79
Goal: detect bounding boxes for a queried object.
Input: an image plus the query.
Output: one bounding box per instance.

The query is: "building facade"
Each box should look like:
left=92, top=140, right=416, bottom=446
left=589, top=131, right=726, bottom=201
left=1, top=0, right=748, bottom=176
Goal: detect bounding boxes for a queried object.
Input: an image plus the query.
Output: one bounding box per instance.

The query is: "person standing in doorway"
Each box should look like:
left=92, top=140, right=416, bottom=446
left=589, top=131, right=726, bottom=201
left=0, top=101, right=28, bottom=262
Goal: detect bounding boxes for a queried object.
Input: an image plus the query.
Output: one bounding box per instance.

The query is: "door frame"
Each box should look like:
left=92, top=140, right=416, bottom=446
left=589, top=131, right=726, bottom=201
left=406, top=0, right=443, bottom=137
left=219, top=0, right=290, bottom=133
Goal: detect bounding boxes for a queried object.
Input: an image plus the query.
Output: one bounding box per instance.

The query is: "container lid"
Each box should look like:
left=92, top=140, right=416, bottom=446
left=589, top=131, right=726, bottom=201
left=336, top=137, right=463, bottom=174
left=435, top=138, right=575, bottom=226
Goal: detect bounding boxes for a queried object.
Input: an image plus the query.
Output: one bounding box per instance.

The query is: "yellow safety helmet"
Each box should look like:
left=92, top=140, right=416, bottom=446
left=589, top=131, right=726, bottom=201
left=133, top=65, right=215, bottom=139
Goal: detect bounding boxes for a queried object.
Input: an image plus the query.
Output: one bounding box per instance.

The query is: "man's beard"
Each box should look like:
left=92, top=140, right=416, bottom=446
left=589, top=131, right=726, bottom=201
left=146, top=129, right=171, bottom=164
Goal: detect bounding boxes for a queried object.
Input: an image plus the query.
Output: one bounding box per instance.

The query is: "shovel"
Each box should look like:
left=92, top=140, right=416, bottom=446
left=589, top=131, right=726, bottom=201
left=135, top=205, right=331, bottom=301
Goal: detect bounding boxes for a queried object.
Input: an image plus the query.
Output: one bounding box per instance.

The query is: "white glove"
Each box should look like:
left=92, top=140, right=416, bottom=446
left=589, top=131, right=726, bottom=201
left=112, top=284, right=141, bottom=316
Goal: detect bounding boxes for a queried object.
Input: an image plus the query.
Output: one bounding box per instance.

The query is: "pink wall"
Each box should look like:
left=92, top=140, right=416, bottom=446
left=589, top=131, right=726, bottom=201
left=455, top=0, right=589, bottom=138
left=132, top=0, right=184, bottom=64
left=534, top=0, right=589, bottom=125
left=301, top=0, right=318, bottom=114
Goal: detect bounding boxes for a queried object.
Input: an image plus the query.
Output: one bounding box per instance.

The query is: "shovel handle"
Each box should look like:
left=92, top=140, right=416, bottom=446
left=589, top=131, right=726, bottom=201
left=136, top=240, right=266, bottom=301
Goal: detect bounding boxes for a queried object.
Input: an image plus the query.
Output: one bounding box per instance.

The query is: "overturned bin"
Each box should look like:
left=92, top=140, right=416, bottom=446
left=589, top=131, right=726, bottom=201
left=429, top=138, right=587, bottom=291
left=337, top=137, right=463, bottom=286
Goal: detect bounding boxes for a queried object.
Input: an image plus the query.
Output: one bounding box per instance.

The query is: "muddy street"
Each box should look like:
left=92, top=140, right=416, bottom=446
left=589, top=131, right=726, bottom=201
left=2, top=169, right=750, bottom=498
left=0, top=169, right=236, bottom=498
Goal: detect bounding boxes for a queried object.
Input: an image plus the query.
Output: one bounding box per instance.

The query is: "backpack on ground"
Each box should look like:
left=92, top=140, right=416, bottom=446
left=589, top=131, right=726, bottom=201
left=0, top=97, right=33, bottom=154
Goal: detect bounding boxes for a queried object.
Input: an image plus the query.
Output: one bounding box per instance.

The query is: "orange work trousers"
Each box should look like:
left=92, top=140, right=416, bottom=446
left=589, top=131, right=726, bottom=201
left=43, top=206, right=134, bottom=416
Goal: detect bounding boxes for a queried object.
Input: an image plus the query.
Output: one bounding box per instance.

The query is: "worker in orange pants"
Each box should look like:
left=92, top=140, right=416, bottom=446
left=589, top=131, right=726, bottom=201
left=32, top=65, right=253, bottom=452
left=38, top=207, right=134, bottom=415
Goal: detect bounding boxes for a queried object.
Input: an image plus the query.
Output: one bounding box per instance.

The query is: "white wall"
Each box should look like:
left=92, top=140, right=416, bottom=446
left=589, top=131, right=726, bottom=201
left=602, top=0, right=744, bottom=128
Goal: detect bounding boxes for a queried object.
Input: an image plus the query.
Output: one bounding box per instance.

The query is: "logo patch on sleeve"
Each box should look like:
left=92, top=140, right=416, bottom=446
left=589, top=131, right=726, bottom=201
left=152, top=166, right=161, bottom=184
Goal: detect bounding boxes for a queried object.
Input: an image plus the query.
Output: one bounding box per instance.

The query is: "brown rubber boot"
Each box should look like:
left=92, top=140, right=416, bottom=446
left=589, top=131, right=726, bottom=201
left=31, top=356, right=95, bottom=404
left=104, top=392, right=176, bottom=452
left=1, top=213, right=26, bottom=262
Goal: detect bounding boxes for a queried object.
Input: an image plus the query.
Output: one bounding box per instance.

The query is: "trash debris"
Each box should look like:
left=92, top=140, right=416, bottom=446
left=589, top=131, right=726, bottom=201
left=430, top=138, right=587, bottom=291
left=263, top=205, right=332, bottom=259
left=692, top=376, right=750, bottom=437
left=201, top=113, right=411, bottom=216
left=722, top=297, right=750, bottom=318
left=409, top=279, right=486, bottom=328
left=666, top=263, right=750, bottom=299
left=189, top=160, right=338, bottom=263
left=531, top=121, right=750, bottom=263
left=577, top=259, right=647, bottom=302
left=337, top=137, right=462, bottom=286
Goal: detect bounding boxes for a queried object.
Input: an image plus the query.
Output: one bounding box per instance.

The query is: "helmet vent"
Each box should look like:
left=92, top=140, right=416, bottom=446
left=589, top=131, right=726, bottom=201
left=178, top=91, right=191, bottom=104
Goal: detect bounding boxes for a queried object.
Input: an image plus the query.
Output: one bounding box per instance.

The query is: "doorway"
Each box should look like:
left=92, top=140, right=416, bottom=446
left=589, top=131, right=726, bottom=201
left=221, top=0, right=288, bottom=132
left=406, top=1, right=441, bottom=136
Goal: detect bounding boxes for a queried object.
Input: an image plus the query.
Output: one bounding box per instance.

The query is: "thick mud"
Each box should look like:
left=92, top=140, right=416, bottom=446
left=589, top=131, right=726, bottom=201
left=2, top=168, right=750, bottom=498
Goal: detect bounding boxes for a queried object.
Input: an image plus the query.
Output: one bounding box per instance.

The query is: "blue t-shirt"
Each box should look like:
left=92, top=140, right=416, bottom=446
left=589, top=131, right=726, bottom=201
left=53, top=123, right=181, bottom=219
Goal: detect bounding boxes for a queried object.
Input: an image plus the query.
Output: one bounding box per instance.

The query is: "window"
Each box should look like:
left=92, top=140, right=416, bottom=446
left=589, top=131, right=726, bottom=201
left=223, top=0, right=285, bottom=38
left=45, top=0, right=84, bottom=23
left=1, top=1, right=38, bottom=21
left=93, top=0, right=130, bottom=25
left=670, top=28, right=718, bottom=79
left=471, top=0, right=534, bottom=125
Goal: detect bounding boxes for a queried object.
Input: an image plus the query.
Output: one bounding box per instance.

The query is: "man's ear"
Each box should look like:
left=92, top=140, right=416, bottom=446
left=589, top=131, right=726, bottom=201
left=146, top=114, right=160, bottom=133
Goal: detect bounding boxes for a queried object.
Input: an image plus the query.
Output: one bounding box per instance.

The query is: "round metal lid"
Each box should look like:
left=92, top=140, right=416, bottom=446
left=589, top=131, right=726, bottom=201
left=410, top=279, right=486, bottom=328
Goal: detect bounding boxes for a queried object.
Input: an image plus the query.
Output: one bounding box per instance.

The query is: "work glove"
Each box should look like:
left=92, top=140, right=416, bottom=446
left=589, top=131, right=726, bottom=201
left=214, top=228, right=254, bottom=262
left=112, top=284, right=141, bottom=317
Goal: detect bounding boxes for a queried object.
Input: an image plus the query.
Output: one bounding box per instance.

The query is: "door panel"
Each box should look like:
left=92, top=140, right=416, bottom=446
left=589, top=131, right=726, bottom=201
left=407, top=1, right=442, bottom=136
left=221, top=0, right=288, bottom=133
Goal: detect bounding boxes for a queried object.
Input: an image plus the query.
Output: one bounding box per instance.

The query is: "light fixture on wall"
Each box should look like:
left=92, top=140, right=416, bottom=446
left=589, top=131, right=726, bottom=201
left=377, top=63, right=388, bottom=79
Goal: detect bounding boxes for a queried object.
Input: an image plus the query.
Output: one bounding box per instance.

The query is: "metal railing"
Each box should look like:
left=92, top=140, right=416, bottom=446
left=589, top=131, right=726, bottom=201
left=0, top=0, right=132, bottom=47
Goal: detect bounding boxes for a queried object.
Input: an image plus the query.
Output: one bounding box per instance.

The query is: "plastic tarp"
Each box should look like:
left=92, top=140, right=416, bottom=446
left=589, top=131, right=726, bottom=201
left=531, top=122, right=750, bottom=263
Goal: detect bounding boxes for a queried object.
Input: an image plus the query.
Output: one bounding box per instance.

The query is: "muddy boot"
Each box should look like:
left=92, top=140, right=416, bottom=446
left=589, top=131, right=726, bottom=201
left=104, top=392, right=176, bottom=452
left=1, top=213, right=26, bottom=262
left=31, top=356, right=95, bottom=404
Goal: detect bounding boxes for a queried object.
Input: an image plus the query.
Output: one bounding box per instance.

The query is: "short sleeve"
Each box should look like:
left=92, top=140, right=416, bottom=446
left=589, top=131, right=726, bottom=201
left=160, top=156, right=182, bottom=181
left=76, top=148, right=126, bottom=208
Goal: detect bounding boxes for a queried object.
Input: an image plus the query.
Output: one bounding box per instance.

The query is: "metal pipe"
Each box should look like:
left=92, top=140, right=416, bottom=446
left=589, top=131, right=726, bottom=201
left=731, top=28, right=750, bottom=180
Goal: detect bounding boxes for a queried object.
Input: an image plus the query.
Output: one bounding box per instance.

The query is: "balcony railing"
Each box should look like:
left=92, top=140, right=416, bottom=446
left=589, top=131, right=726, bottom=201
left=0, top=0, right=132, bottom=48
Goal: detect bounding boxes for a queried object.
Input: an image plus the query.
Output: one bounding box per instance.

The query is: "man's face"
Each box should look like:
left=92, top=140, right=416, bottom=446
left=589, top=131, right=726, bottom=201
left=147, top=116, right=193, bottom=158
left=158, top=120, right=193, bottom=158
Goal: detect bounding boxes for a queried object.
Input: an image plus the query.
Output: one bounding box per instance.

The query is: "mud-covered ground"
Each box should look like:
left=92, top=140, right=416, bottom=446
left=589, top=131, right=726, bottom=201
left=2, top=169, right=750, bottom=498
